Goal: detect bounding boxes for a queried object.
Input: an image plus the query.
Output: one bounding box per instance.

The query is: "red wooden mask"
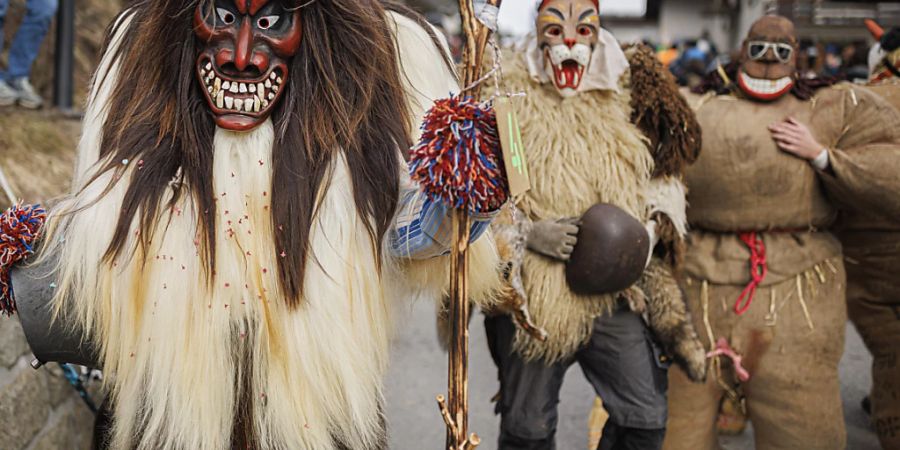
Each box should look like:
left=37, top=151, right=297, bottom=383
left=194, top=0, right=303, bottom=131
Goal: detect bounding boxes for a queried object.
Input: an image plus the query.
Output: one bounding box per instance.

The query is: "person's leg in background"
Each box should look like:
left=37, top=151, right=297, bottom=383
left=849, top=296, right=900, bottom=448
left=842, top=238, right=900, bottom=448
left=485, top=314, right=571, bottom=450
left=6, top=0, right=59, bottom=108
left=0, top=0, right=17, bottom=106
left=0, top=0, right=9, bottom=52
left=577, top=306, right=669, bottom=450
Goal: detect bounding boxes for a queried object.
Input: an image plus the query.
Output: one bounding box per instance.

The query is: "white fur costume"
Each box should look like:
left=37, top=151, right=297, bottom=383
left=43, top=12, right=499, bottom=450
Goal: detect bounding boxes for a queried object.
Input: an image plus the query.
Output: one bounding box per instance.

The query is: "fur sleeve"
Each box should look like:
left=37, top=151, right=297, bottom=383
left=388, top=11, right=501, bottom=305
left=646, top=176, right=688, bottom=270
left=624, top=44, right=702, bottom=178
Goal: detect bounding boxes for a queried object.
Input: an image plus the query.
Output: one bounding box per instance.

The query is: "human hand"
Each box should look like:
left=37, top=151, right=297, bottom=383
left=527, top=217, right=580, bottom=261
left=768, top=117, right=826, bottom=161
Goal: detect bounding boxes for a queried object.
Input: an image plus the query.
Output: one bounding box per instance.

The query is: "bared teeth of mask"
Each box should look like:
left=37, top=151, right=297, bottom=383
left=222, top=81, right=231, bottom=91
left=270, top=72, right=277, bottom=80
left=229, top=83, right=239, bottom=94
left=214, top=78, right=221, bottom=93
left=216, top=90, right=224, bottom=109
left=205, top=62, right=212, bottom=71
left=201, top=69, right=207, bottom=78
left=265, top=79, right=272, bottom=89
left=254, top=96, right=261, bottom=112
left=262, top=99, right=269, bottom=109
left=268, top=92, right=275, bottom=101
left=207, top=86, right=213, bottom=94
left=257, top=83, right=265, bottom=95
left=245, top=99, right=254, bottom=113
left=235, top=99, right=244, bottom=111
left=249, top=84, right=256, bottom=93
left=276, top=77, right=283, bottom=85
left=239, top=83, right=247, bottom=93
left=225, top=96, right=234, bottom=109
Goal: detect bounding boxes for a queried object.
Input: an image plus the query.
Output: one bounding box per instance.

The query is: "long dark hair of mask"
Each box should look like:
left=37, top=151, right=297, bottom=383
left=87, top=0, right=411, bottom=309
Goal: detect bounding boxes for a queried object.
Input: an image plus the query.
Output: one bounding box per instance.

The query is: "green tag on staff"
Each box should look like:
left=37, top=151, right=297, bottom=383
left=495, top=96, right=531, bottom=197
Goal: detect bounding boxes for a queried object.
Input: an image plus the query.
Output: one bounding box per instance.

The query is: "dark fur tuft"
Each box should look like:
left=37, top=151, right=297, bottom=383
left=625, top=44, right=702, bottom=177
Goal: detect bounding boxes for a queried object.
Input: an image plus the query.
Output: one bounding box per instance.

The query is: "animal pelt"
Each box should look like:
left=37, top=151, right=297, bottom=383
left=637, top=259, right=706, bottom=382
left=624, top=44, right=702, bottom=177
left=481, top=203, right=546, bottom=341
left=485, top=49, right=704, bottom=372
left=40, top=9, right=499, bottom=450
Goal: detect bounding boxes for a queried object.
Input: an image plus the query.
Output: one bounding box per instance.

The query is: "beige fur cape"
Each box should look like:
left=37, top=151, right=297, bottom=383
left=503, top=49, right=655, bottom=362
left=40, top=12, right=499, bottom=450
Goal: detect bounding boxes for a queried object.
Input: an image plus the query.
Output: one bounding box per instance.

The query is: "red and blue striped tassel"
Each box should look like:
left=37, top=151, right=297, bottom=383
left=409, top=96, right=509, bottom=214
left=0, top=203, right=47, bottom=315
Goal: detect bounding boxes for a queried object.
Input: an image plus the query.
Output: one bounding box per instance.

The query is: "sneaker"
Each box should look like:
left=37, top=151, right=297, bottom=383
left=0, top=80, right=17, bottom=107
left=11, top=78, right=43, bottom=109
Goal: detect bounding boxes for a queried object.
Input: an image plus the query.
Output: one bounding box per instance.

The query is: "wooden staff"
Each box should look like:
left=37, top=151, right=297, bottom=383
left=439, top=1, right=502, bottom=449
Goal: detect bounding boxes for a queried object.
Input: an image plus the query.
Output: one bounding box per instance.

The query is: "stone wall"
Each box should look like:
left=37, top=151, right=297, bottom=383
left=0, top=319, right=94, bottom=450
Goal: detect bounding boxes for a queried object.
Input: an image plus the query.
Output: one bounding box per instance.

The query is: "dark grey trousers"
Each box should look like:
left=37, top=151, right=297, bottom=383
left=485, top=306, right=669, bottom=450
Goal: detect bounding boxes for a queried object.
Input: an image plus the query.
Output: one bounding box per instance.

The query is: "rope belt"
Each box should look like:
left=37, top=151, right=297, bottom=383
left=734, top=232, right=768, bottom=315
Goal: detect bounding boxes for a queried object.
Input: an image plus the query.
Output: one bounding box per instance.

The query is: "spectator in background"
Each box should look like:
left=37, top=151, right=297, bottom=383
left=823, top=44, right=843, bottom=78
left=0, top=0, right=59, bottom=109
left=840, top=40, right=870, bottom=82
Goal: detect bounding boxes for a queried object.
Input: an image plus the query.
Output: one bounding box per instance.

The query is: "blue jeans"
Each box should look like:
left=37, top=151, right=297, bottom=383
left=0, top=0, right=59, bottom=81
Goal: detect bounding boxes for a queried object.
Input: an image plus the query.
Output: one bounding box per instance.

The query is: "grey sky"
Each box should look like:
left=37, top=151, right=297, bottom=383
left=498, top=0, right=647, bottom=36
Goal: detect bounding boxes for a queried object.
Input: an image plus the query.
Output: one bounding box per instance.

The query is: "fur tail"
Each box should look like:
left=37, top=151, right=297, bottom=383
left=639, top=259, right=707, bottom=382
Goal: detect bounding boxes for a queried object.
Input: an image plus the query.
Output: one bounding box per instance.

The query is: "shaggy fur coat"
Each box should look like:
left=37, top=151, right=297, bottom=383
left=40, top=11, right=499, bottom=450
left=489, top=45, right=706, bottom=380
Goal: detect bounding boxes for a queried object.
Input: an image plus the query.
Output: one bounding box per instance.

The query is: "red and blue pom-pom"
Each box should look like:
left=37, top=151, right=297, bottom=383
left=0, top=203, right=47, bottom=315
left=409, top=96, right=509, bottom=214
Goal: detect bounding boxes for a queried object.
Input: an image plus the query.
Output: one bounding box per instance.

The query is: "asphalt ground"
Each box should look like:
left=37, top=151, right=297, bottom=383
left=385, top=300, right=879, bottom=450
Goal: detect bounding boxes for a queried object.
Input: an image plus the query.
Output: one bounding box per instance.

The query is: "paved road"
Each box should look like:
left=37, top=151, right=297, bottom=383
left=385, top=300, right=880, bottom=450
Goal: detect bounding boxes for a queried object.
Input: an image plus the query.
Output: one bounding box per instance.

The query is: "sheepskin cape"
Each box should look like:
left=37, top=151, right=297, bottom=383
left=503, top=49, right=655, bottom=363
left=41, top=12, right=499, bottom=450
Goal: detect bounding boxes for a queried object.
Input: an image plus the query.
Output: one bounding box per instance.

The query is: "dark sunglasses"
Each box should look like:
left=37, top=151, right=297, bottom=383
left=747, top=41, right=794, bottom=63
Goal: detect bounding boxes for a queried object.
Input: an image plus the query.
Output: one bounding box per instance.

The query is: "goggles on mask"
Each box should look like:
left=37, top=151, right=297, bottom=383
left=747, top=41, right=794, bottom=63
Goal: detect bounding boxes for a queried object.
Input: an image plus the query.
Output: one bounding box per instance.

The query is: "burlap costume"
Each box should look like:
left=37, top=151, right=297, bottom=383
left=837, top=80, right=900, bottom=449
left=663, top=84, right=900, bottom=450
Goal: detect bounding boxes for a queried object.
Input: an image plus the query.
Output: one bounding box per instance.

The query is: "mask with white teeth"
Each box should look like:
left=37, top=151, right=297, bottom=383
left=536, top=0, right=600, bottom=98
left=736, top=16, right=798, bottom=102
left=194, top=0, right=302, bottom=132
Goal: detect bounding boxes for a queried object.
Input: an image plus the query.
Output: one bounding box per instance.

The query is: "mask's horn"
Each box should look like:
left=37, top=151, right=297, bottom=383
left=866, top=19, right=885, bottom=41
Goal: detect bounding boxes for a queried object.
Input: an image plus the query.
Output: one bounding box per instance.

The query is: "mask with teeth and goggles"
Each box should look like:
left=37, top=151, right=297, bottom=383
left=194, top=0, right=302, bottom=132
left=536, top=0, right=600, bottom=97
left=736, top=16, right=798, bottom=102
